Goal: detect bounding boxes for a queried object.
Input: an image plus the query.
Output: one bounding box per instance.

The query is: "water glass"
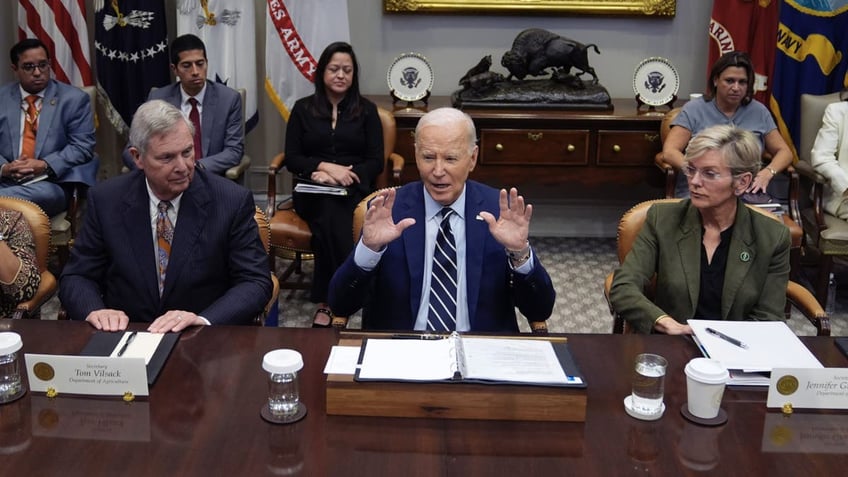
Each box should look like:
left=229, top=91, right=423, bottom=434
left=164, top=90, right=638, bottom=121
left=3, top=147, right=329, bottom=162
left=0, top=332, right=24, bottom=404
left=631, top=353, right=667, bottom=415
left=263, top=349, right=303, bottom=418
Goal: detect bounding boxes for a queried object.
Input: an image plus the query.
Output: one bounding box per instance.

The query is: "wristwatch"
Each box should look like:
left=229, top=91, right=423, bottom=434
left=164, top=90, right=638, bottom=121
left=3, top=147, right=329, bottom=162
left=506, top=241, right=531, bottom=267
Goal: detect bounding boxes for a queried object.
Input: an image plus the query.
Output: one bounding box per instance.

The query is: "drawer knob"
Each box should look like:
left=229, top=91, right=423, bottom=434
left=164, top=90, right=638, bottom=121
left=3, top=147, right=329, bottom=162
left=527, top=132, right=544, bottom=141
left=495, top=143, right=504, bottom=152
left=408, top=131, right=415, bottom=138
left=567, top=144, right=576, bottom=152
left=613, top=145, right=621, bottom=153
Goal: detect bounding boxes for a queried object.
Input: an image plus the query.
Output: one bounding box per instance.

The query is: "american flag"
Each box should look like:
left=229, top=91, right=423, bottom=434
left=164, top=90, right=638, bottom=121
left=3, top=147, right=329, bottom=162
left=17, top=0, right=94, bottom=87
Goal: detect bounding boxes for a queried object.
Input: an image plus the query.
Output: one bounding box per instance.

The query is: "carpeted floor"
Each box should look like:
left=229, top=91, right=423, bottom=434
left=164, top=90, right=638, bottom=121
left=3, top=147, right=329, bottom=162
left=274, top=237, right=847, bottom=336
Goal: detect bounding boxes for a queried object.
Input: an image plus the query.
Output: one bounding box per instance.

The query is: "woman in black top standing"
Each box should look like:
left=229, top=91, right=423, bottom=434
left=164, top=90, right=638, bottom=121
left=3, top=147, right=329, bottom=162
left=284, top=41, right=384, bottom=327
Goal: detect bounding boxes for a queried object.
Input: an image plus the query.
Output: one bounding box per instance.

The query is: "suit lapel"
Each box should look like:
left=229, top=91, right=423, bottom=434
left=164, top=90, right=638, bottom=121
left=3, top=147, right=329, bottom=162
left=722, top=203, right=755, bottom=319
left=200, top=82, right=215, bottom=156
left=34, top=81, right=58, bottom=158
left=677, top=203, right=702, bottom=315
left=122, top=174, right=160, bottom=304
left=464, top=183, right=487, bottom=325
left=400, top=185, right=426, bottom=319
left=161, top=174, right=210, bottom=299
left=3, top=86, right=21, bottom=161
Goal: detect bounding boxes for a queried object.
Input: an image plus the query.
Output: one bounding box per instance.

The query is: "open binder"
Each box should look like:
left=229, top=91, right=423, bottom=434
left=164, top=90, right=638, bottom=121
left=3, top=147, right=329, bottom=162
left=354, top=332, right=585, bottom=388
left=80, top=331, right=179, bottom=385
left=293, top=177, right=349, bottom=196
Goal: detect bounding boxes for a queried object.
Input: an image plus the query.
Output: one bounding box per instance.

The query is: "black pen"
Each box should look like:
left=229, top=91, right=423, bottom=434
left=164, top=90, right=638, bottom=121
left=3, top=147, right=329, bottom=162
left=117, top=331, right=138, bottom=357
left=391, top=334, right=444, bottom=340
left=706, top=327, right=748, bottom=349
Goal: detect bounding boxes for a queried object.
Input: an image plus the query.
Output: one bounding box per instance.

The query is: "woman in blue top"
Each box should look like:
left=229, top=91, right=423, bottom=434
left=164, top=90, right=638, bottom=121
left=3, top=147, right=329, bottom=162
left=662, top=51, right=792, bottom=198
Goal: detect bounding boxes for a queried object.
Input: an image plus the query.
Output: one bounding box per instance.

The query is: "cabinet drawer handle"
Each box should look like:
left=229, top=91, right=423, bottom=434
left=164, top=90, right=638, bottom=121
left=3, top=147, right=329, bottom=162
left=567, top=144, right=576, bottom=152
left=408, top=131, right=415, bottom=138
left=613, top=145, right=621, bottom=153
left=527, top=132, right=543, bottom=141
left=644, top=133, right=659, bottom=143
left=495, top=143, right=504, bottom=152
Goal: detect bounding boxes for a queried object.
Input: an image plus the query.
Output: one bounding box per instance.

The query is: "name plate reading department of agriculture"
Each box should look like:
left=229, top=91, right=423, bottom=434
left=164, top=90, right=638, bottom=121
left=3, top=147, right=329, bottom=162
left=24, top=354, right=149, bottom=397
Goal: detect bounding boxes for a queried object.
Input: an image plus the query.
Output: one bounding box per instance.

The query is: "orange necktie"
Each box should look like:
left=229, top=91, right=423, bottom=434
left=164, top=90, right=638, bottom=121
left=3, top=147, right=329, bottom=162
left=21, top=95, right=38, bottom=158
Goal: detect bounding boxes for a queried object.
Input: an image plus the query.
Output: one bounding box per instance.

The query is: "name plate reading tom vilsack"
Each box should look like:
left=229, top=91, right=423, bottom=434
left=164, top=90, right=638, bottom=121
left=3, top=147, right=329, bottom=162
left=24, top=354, right=149, bottom=397
left=767, top=368, right=848, bottom=410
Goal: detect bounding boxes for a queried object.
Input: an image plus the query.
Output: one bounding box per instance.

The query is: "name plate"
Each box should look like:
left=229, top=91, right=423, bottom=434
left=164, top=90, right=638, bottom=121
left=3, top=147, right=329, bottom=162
left=24, top=354, right=149, bottom=397
left=767, top=368, right=848, bottom=410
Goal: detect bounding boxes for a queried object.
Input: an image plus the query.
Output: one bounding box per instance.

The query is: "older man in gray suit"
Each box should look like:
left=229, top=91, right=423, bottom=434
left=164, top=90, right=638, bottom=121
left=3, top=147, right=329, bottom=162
left=122, top=34, right=243, bottom=175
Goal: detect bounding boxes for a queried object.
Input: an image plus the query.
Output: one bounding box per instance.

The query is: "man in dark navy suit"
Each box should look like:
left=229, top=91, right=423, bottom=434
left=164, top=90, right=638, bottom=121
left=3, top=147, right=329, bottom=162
left=61, top=100, right=270, bottom=332
left=329, top=107, right=555, bottom=332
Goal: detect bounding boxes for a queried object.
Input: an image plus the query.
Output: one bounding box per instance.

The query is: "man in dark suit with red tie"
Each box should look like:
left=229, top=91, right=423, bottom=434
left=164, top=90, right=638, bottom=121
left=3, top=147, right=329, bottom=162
left=328, top=107, right=555, bottom=332
left=60, top=99, right=270, bottom=332
left=122, top=34, right=243, bottom=175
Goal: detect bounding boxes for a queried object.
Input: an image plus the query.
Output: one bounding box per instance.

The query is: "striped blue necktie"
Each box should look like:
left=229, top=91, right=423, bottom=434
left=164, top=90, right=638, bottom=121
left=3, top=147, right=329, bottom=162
left=428, top=208, right=457, bottom=331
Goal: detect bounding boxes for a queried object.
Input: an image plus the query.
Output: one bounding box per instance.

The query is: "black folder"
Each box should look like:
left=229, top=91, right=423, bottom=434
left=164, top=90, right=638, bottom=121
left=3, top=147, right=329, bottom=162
left=80, top=332, right=179, bottom=385
left=836, top=338, right=848, bottom=360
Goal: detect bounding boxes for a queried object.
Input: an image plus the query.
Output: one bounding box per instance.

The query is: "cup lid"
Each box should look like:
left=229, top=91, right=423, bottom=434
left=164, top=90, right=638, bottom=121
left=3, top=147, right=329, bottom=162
left=0, top=332, right=22, bottom=355
left=263, top=349, right=303, bottom=374
left=684, top=358, right=728, bottom=384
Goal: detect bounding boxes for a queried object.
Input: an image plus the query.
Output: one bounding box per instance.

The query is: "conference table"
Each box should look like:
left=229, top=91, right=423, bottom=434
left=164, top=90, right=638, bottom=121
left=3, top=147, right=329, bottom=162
left=1, top=319, right=846, bottom=476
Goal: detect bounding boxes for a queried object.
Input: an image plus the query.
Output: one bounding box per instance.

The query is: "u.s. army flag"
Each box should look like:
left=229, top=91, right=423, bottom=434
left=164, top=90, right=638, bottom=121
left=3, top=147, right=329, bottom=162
left=265, top=0, right=350, bottom=121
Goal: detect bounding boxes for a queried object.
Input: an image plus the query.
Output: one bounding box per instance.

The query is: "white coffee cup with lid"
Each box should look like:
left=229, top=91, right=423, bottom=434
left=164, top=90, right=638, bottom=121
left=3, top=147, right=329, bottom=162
left=684, top=358, right=729, bottom=419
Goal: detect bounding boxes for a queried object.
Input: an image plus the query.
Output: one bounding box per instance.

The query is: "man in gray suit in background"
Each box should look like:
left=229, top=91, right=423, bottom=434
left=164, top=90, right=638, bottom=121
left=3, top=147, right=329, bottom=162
left=122, top=34, right=243, bottom=175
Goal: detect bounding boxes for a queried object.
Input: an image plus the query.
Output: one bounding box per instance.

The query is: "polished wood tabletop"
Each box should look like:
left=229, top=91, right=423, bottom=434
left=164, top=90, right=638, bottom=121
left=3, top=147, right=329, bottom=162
left=1, top=319, right=846, bottom=476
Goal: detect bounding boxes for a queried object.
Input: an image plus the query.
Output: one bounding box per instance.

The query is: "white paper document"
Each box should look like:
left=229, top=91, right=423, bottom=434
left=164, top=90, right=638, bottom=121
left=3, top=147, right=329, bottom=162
left=689, top=320, right=823, bottom=386
left=356, top=334, right=581, bottom=386
left=109, top=331, right=164, bottom=365
left=323, top=345, right=361, bottom=375
left=294, top=183, right=348, bottom=196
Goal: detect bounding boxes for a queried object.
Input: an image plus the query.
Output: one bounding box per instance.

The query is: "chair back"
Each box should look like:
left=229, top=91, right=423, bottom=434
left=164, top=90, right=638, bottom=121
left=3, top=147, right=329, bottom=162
left=616, top=199, right=680, bottom=262
left=375, top=107, right=403, bottom=189
left=253, top=206, right=271, bottom=253
left=0, top=197, right=58, bottom=318
left=659, top=107, right=681, bottom=144
left=352, top=188, right=397, bottom=244
left=799, top=92, right=842, bottom=164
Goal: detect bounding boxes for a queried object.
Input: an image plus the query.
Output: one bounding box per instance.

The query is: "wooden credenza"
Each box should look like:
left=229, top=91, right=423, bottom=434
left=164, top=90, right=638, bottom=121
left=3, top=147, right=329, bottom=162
left=371, top=96, right=669, bottom=200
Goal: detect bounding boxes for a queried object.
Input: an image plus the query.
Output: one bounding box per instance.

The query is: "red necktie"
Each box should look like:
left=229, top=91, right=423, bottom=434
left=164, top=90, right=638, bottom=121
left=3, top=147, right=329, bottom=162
left=188, top=97, right=203, bottom=159
left=21, top=95, right=38, bottom=158
left=157, top=200, right=174, bottom=296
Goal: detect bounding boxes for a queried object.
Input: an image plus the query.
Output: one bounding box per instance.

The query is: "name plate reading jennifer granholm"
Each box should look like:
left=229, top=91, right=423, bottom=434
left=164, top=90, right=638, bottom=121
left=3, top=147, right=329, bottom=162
left=24, top=354, right=149, bottom=397
left=767, top=368, right=848, bottom=410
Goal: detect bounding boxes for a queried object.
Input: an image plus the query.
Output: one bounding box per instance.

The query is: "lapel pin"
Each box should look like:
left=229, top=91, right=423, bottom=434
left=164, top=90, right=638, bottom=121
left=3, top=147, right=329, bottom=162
left=740, top=251, right=751, bottom=262
left=50, top=98, right=57, bottom=106
left=475, top=214, right=484, bottom=221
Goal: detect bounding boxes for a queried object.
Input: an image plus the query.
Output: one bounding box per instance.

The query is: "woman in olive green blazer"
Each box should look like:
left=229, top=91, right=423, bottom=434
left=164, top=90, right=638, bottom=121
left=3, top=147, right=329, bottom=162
left=609, top=125, right=790, bottom=334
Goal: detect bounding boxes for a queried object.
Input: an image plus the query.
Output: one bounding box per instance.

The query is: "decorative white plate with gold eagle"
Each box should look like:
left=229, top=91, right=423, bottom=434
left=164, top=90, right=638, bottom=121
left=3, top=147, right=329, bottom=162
left=387, top=52, right=434, bottom=102
left=633, top=57, right=679, bottom=107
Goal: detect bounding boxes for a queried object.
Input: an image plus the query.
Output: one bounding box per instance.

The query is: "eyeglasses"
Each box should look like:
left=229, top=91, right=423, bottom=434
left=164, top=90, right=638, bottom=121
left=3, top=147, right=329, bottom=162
left=682, top=164, right=732, bottom=182
left=19, top=61, right=50, bottom=73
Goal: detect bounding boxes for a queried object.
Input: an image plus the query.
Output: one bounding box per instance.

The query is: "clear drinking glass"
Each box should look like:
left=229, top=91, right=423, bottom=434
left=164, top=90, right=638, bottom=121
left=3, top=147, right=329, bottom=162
left=263, top=349, right=303, bottom=417
left=0, top=332, right=24, bottom=404
left=631, top=353, right=667, bottom=415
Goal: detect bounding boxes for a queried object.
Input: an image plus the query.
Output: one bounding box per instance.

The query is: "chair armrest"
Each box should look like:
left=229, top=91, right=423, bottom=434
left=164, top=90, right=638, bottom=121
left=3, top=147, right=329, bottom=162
left=225, top=155, right=251, bottom=180
left=13, top=271, right=57, bottom=319
left=266, top=153, right=286, bottom=218
left=388, top=152, right=404, bottom=182
left=654, top=152, right=676, bottom=199
left=787, top=280, right=830, bottom=336
left=793, top=160, right=828, bottom=184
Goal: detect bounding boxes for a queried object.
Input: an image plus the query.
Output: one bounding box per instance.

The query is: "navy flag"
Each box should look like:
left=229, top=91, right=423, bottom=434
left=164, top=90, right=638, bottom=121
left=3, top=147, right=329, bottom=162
left=94, top=0, right=170, bottom=135
left=770, top=0, right=848, bottom=161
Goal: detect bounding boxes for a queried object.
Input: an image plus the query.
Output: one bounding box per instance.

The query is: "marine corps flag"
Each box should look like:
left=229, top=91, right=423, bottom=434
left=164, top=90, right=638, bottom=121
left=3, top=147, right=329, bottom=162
left=770, top=0, right=848, bottom=160
left=176, top=0, right=259, bottom=132
left=707, top=0, right=779, bottom=104
left=265, top=0, right=350, bottom=121
left=94, top=0, right=170, bottom=135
